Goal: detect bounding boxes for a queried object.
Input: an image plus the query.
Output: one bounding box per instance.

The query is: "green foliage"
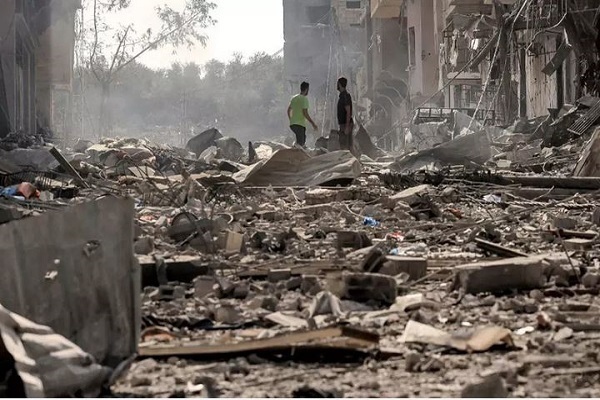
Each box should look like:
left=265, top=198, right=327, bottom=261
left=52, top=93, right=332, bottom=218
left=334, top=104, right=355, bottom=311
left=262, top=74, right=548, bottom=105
left=75, top=53, right=289, bottom=143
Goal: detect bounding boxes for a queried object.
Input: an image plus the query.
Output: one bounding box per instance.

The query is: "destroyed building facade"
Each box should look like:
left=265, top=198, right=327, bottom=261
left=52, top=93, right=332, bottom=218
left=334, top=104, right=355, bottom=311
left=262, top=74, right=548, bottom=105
left=0, top=0, right=80, bottom=141
left=298, top=0, right=600, bottom=149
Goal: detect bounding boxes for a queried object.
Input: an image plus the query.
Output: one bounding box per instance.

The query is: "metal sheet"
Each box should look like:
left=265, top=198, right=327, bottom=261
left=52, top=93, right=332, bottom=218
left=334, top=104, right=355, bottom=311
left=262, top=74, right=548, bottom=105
left=0, top=196, right=140, bottom=365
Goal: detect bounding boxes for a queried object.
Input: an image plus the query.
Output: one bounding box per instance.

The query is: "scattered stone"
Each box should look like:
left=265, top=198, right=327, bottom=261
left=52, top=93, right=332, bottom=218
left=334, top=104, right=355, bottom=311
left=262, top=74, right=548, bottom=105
left=582, top=272, right=600, bottom=288
left=214, top=305, right=241, bottom=324
left=194, top=276, right=216, bottom=298
left=553, top=326, right=574, bottom=342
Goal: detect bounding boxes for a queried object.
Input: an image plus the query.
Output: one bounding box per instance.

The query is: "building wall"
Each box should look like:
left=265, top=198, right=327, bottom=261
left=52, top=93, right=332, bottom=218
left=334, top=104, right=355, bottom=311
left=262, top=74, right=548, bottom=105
left=0, top=0, right=17, bottom=137
left=525, top=33, right=559, bottom=118
left=405, top=0, right=438, bottom=104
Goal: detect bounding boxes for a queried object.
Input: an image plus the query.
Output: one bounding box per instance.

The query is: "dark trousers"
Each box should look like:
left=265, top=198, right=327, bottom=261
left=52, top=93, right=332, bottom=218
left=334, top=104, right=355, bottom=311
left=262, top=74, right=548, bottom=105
left=290, top=125, right=306, bottom=147
left=339, top=122, right=354, bottom=151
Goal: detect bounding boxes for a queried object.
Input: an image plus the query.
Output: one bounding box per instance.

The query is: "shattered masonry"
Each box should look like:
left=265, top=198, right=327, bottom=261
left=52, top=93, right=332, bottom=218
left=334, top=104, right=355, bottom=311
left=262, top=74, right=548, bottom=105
left=3, top=0, right=600, bottom=398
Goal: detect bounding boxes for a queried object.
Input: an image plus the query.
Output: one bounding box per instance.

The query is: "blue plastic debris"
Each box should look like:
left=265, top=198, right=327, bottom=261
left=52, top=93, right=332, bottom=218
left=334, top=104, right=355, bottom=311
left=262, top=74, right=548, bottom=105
left=363, top=217, right=379, bottom=227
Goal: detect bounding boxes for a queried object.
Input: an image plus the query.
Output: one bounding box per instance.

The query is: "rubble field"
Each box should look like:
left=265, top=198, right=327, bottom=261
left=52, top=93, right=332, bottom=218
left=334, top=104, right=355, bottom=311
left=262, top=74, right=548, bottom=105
left=3, top=113, right=600, bottom=397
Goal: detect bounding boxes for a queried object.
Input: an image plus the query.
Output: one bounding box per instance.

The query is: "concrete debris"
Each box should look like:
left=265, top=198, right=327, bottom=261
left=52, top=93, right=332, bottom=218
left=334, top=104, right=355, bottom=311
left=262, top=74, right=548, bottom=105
left=327, top=272, right=397, bottom=305
left=400, top=320, right=514, bottom=352
left=452, top=256, right=548, bottom=294
left=0, top=303, right=111, bottom=397
left=185, top=128, right=223, bottom=158
left=8, top=94, right=600, bottom=397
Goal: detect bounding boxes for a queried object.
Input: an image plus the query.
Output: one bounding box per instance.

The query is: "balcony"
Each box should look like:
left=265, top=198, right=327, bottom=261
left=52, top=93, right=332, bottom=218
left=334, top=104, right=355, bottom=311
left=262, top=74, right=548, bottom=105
left=371, top=0, right=402, bottom=19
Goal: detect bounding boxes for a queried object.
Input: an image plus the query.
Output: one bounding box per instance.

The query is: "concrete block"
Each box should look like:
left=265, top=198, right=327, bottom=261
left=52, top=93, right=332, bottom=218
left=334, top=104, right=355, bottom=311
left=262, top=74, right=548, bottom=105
left=553, top=215, right=577, bottom=230
left=268, top=268, right=292, bottom=282
left=452, top=256, right=548, bottom=294
left=327, top=272, right=397, bottom=305
left=564, top=238, right=594, bottom=251
left=379, top=256, right=428, bottom=280
left=218, top=231, right=245, bottom=253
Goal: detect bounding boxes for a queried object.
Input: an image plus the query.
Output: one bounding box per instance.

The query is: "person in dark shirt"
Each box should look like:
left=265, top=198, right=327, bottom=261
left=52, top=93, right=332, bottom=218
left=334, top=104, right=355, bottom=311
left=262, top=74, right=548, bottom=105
left=336, top=77, right=353, bottom=151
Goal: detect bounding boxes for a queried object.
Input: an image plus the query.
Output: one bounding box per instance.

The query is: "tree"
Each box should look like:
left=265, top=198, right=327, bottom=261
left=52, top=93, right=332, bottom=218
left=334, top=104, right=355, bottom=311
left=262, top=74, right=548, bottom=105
left=78, top=0, right=215, bottom=136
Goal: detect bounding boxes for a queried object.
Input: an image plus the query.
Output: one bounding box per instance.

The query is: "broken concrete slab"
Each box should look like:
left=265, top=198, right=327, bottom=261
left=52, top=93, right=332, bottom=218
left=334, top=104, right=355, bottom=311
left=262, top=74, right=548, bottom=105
left=563, top=238, right=594, bottom=251
left=215, top=136, right=244, bottom=162
left=399, top=320, right=514, bottom=352
left=234, top=149, right=361, bottom=187
left=268, top=268, right=292, bottom=282
left=452, top=256, right=548, bottom=294
left=0, top=196, right=139, bottom=366
left=185, top=128, right=223, bottom=158
left=383, top=184, right=432, bottom=208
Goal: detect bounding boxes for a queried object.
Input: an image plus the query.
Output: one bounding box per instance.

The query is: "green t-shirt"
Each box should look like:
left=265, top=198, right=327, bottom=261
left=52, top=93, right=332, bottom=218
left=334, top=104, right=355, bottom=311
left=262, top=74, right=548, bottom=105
left=289, top=94, right=309, bottom=127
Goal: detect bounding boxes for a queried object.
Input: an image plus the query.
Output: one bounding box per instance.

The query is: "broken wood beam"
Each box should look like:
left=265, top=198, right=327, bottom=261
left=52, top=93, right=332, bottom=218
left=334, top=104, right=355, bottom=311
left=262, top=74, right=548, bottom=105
left=138, top=325, right=379, bottom=359
left=474, top=238, right=528, bottom=258
left=545, top=229, right=598, bottom=240
left=462, top=174, right=600, bottom=190
left=49, top=147, right=88, bottom=187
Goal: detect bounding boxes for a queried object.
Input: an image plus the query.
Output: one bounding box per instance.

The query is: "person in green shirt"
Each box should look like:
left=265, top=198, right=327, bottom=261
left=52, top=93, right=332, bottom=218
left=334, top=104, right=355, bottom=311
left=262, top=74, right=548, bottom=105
left=287, top=81, right=318, bottom=147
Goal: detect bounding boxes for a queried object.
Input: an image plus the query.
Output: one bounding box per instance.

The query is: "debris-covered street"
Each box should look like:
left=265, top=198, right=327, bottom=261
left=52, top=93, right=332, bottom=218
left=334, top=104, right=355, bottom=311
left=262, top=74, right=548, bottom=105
left=3, top=0, right=600, bottom=398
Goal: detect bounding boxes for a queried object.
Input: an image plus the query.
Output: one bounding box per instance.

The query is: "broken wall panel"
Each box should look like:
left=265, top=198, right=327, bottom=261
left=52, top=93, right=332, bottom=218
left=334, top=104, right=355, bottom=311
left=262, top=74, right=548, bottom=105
left=234, top=148, right=361, bottom=187
left=0, top=196, right=140, bottom=365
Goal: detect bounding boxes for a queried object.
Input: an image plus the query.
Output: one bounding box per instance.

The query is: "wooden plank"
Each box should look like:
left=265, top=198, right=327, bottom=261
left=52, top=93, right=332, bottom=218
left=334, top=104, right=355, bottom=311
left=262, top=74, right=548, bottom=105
left=49, top=147, right=88, bottom=187
left=474, top=238, right=528, bottom=258
left=139, top=326, right=379, bottom=357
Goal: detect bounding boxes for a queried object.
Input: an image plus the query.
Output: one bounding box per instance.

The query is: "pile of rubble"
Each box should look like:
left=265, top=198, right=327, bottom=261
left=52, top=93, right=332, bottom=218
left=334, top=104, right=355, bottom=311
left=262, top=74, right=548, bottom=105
left=3, top=116, right=600, bottom=397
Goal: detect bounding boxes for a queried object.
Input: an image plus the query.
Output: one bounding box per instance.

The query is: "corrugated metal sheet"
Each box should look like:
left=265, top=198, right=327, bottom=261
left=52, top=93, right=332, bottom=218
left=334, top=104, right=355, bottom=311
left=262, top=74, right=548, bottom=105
left=0, top=196, right=140, bottom=365
left=569, top=100, right=600, bottom=136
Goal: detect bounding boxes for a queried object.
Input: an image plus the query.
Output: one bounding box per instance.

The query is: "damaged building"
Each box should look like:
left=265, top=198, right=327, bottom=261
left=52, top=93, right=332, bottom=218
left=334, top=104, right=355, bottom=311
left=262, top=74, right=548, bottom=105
left=0, top=0, right=80, bottom=142
left=309, top=0, right=599, bottom=150
left=6, top=0, right=600, bottom=397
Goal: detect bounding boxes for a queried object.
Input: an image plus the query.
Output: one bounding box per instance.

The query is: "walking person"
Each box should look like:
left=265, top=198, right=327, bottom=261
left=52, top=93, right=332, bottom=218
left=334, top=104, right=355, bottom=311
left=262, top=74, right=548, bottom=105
left=287, top=81, right=318, bottom=148
left=336, top=77, right=354, bottom=151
